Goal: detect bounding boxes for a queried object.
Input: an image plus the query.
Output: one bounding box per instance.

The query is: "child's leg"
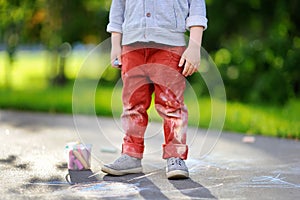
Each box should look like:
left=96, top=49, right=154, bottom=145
left=146, top=46, right=188, bottom=160
left=121, top=45, right=154, bottom=159
left=155, top=83, right=188, bottom=160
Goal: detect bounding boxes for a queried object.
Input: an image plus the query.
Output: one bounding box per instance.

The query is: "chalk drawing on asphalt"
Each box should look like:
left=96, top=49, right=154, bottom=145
left=241, top=174, right=300, bottom=188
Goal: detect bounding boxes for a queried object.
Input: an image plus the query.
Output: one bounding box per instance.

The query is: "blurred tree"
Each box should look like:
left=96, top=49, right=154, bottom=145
left=40, top=0, right=110, bottom=85
left=1, top=0, right=299, bottom=104
left=202, top=0, right=300, bottom=104
left=1, top=0, right=110, bottom=86
left=0, top=0, right=36, bottom=88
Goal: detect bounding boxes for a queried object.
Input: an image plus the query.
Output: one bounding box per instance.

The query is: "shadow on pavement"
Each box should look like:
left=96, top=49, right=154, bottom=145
left=24, top=176, right=66, bottom=190
left=0, top=155, right=17, bottom=164
left=0, top=154, right=30, bottom=169
left=103, top=173, right=169, bottom=199
left=169, top=178, right=216, bottom=199
left=66, top=169, right=99, bottom=184
left=103, top=173, right=216, bottom=199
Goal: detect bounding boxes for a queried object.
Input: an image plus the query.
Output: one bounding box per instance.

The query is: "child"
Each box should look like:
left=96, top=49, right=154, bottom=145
left=101, top=0, right=207, bottom=179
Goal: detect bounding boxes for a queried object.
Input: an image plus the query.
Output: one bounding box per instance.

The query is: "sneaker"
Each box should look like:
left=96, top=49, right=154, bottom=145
left=101, top=154, right=142, bottom=176
left=166, top=157, right=189, bottom=179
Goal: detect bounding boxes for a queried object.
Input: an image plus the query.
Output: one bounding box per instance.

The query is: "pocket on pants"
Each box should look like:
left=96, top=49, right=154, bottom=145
left=167, top=46, right=186, bottom=73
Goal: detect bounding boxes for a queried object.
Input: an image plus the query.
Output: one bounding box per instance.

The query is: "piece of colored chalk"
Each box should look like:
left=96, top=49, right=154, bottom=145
left=113, top=59, right=119, bottom=66
left=73, top=150, right=89, bottom=169
left=74, top=157, right=84, bottom=170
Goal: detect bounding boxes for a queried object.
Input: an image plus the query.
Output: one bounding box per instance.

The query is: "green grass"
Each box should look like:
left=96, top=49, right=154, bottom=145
left=0, top=50, right=299, bottom=139
left=225, top=100, right=300, bottom=139
left=0, top=82, right=299, bottom=139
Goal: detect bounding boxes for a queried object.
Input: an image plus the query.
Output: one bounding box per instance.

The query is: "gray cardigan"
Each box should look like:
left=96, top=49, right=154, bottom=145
left=107, top=0, right=208, bottom=46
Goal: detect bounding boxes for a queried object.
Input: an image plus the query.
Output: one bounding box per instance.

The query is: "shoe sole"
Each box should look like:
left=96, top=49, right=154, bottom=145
left=101, top=165, right=143, bottom=176
left=166, top=170, right=189, bottom=179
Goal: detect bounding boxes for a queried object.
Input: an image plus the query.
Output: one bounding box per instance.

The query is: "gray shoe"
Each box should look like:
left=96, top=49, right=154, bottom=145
left=101, top=154, right=142, bottom=176
left=166, top=157, right=189, bottom=179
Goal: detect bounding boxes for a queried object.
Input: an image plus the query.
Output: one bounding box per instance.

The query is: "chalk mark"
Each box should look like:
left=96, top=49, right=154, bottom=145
left=241, top=174, right=300, bottom=188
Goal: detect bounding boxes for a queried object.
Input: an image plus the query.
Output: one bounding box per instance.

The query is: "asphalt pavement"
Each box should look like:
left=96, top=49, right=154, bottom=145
left=0, top=110, right=299, bottom=199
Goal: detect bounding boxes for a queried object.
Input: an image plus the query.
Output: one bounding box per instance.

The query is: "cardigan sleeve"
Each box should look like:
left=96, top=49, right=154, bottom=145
left=107, top=0, right=125, bottom=33
left=186, top=0, right=208, bottom=30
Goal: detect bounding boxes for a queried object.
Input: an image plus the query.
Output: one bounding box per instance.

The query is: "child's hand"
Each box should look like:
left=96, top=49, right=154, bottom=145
left=178, top=45, right=200, bottom=77
left=179, top=26, right=204, bottom=77
left=111, top=45, right=122, bottom=69
left=110, top=32, right=122, bottom=69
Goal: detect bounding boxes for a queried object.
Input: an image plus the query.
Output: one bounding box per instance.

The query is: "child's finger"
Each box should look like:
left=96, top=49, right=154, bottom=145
left=182, top=62, right=191, bottom=76
left=191, top=66, right=198, bottom=75
left=184, top=63, right=198, bottom=76
left=178, top=57, right=186, bottom=67
left=186, top=66, right=194, bottom=76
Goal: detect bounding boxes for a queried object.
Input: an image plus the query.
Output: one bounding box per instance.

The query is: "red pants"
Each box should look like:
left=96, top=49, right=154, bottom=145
left=121, top=43, right=188, bottom=160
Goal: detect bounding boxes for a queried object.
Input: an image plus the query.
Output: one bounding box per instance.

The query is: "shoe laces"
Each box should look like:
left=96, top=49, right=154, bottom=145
left=169, top=157, right=183, bottom=166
